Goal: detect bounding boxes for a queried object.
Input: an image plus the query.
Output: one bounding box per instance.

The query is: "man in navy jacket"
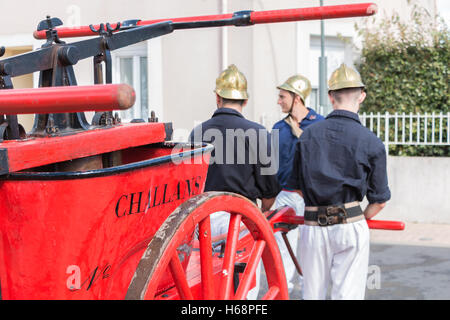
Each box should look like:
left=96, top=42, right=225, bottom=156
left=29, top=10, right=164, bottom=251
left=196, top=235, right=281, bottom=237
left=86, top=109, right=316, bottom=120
left=286, top=64, right=391, bottom=299
left=271, top=74, right=324, bottom=295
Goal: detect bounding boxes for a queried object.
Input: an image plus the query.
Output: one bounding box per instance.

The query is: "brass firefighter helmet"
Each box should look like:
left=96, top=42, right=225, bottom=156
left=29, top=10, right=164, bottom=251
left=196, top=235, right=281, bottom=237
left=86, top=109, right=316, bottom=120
left=328, top=63, right=365, bottom=91
left=214, top=64, right=249, bottom=100
left=277, top=74, right=312, bottom=104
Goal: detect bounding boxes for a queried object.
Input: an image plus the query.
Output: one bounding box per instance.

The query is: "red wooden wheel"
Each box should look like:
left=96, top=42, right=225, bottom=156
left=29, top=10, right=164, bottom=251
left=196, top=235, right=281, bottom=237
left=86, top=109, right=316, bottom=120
left=125, top=192, right=288, bottom=300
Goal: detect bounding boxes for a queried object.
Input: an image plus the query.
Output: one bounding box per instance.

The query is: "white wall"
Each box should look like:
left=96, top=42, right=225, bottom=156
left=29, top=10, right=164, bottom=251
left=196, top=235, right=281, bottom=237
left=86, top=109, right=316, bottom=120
left=362, top=156, right=450, bottom=224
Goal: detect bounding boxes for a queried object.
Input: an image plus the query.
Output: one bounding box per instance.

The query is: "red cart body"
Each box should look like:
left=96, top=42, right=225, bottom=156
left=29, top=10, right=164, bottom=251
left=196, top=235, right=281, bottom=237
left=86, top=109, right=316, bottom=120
left=0, top=132, right=212, bottom=299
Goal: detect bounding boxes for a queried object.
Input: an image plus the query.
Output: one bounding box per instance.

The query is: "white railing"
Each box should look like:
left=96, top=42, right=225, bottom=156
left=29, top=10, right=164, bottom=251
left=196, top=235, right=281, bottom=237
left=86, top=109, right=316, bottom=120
left=359, top=112, right=450, bottom=153
left=260, top=111, right=450, bottom=154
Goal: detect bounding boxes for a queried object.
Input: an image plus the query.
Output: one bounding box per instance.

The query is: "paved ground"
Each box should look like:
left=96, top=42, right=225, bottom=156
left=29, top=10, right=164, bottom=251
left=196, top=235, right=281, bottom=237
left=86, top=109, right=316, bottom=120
left=259, top=222, right=450, bottom=300
left=366, top=222, right=450, bottom=300
left=370, top=222, right=450, bottom=248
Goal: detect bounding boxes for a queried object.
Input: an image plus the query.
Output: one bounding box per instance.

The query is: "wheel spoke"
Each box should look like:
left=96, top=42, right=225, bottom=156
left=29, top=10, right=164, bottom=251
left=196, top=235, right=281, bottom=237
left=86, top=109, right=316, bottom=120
left=262, top=286, right=280, bottom=300
left=234, top=239, right=266, bottom=300
left=198, top=216, right=214, bottom=299
left=169, top=253, right=194, bottom=300
left=219, top=213, right=242, bottom=299
left=130, top=193, right=289, bottom=301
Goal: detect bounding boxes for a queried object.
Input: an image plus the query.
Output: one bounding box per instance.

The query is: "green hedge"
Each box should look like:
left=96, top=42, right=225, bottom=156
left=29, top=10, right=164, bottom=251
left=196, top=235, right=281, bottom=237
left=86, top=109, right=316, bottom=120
left=355, top=5, right=449, bottom=156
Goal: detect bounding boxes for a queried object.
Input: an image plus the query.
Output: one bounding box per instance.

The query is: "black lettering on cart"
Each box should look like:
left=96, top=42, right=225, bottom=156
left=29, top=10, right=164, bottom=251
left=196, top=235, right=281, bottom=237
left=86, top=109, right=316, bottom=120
left=115, top=195, right=128, bottom=218
left=68, top=264, right=112, bottom=292
left=114, top=176, right=204, bottom=218
left=129, top=192, right=144, bottom=215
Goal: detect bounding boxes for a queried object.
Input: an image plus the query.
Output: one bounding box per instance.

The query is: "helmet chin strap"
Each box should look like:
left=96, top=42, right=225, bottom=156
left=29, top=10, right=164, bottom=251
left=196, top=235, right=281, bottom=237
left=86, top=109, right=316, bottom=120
left=288, top=92, right=296, bottom=115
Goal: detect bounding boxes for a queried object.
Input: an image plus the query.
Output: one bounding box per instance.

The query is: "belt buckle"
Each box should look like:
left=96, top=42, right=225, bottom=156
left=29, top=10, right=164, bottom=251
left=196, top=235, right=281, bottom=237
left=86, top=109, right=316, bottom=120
left=317, top=208, right=329, bottom=226
left=317, top=205, right=348, bottom=226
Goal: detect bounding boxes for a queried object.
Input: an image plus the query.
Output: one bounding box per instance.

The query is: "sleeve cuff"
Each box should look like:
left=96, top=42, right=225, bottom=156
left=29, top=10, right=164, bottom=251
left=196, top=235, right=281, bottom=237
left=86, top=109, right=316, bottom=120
left=367, top=189, right=391, bottom=204
left=261, top=185, right=282, bottom=199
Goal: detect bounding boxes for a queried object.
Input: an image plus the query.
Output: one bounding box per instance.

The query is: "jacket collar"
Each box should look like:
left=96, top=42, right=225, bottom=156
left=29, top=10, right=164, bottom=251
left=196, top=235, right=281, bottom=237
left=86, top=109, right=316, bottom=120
left=285, top=107, right=318, bottom=124
left=326, top=109, right=361, bottom=124
left=305, top=107, right=319, bottom=121
left=212, top=107, right=244, bottom=118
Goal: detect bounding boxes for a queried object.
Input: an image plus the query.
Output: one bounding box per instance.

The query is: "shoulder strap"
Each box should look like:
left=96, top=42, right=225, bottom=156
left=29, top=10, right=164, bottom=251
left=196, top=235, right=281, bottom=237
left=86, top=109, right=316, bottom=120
left=283, top=115, right=303, bottom=138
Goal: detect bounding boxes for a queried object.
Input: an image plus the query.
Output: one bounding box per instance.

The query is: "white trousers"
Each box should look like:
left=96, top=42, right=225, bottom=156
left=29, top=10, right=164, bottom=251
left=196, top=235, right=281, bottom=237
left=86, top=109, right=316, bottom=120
left=273, top=190, right=305, bottom=295
left=299, top=219, right=370, bottom=300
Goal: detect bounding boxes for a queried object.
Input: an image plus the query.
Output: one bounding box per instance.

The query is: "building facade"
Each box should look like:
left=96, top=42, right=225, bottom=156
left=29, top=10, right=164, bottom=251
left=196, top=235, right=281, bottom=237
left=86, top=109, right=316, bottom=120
left=0, top=0, right=437, bottom=138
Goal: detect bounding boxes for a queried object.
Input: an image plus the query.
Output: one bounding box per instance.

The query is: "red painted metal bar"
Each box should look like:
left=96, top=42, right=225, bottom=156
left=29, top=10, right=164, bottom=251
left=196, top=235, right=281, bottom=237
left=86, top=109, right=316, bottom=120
left=366, top=219, right=406, bottom=230
left=280, top=215, right=406, bottom=231
left=2, top=122, right=166, bottom=173
left=250, top=3, right=378, bottom=24
left=0, top=84, right=135, bottom=115
left=169, top=254, right=194, bottom=300
left=33, top=3, right=377, bottom=39
left=219, top=213, right=242, bottom=299
left=262, top=286, right=280, bottom=300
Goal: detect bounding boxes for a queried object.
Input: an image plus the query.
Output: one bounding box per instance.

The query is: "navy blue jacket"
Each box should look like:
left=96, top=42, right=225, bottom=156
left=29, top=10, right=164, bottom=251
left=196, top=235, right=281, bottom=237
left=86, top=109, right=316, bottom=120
left=272, top=108, right=324, bottom=188
left=286, top=109, right=391, bottom=206
left=189, top=108, right=281, bottom=202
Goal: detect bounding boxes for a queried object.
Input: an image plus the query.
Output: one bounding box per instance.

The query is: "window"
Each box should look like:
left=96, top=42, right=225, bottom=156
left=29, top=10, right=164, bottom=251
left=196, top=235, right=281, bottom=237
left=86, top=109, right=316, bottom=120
left=309, top=35, right=354, bottom=114
left=113, top=43, right=148, bottom=122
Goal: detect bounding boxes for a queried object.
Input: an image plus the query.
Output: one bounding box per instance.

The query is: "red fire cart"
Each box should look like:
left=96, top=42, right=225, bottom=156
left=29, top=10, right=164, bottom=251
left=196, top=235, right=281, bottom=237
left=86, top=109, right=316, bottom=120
left=0, top=3, right=403, bottom=300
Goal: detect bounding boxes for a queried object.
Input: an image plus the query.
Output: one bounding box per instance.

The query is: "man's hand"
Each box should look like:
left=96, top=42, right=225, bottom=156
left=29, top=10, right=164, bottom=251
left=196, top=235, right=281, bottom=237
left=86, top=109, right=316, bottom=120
left=261, top=197, right=276, bottom=212
left=364, top=202, right=386, bottom=220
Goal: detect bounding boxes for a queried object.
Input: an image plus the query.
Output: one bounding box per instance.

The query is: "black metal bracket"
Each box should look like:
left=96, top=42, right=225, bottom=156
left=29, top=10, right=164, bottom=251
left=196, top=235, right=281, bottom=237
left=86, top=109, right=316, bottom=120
left=0, top=148, right=8, bottom=175
left=148, top=111, right=158, bottom=123
left=92, top=111, right=121, bottom=127
left=171, top=10, right=254, bottom=30
left=232, top=11, right=254, bottom=26
left=120, top=19, right=141, bottom=30
left=30, top=35, right=90, bottom=137
left=108, top=11, right=252, bottom=33
left=89, top=22, right=121, bottom=37
left=164, top=122, right=173, bottom=141
left=0, top=48, right=26, bottom=142
left=37, top=16, right=65, bottom=48
left=89, top=22, right=123, bottom=127
left=89, top=22, right=120, bottom=84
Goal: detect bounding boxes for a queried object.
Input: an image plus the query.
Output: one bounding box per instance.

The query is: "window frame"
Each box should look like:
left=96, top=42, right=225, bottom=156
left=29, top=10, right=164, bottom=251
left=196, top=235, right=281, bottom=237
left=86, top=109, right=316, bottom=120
left=112, top=42, right=148, bottom=122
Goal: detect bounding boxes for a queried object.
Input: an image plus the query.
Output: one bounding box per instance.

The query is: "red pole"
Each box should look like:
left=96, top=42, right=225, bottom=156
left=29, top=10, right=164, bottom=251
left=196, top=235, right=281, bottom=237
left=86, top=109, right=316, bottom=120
left=0, top=84, right=135, bottom=114
left=366, top=219, right=406, bottom=231
left=33, top=3, right=377, bottom=39
left=279, top=215, right=405, bottom=231
left=250, top=3, right=378, bottom=24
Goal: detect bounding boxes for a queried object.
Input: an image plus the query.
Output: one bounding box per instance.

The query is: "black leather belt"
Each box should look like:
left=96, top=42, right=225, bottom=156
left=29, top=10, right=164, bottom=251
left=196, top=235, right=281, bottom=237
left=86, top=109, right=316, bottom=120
left=304, top=202, right=364, bottom=226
